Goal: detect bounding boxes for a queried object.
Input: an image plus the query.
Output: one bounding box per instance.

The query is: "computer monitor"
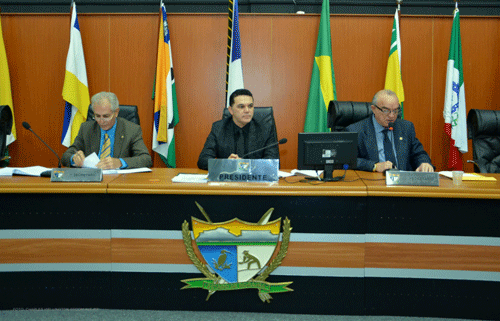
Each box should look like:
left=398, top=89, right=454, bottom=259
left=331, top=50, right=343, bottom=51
left=297, top=132, right=358, bottom=181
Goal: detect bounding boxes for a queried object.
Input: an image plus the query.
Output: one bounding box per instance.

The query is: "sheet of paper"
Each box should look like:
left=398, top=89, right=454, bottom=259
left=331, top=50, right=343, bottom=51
left=172, top=173, right=208, bottom=183
left=290, top=169, right=323, bottom=178
left=278, top=170, right=293, bottom=178
left=103, top=168, right=152, bottom=175
left=83, top=152, right=99, bottom=168
left=439, top=171, right=497, bottom=181
left=0, top=166, right=51, bottom=177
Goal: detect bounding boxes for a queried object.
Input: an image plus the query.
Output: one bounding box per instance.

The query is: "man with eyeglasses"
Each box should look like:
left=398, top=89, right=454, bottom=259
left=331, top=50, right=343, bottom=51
left=62, top=92, right=152, bottom=169
left=345, top=89, right=433, bottom=172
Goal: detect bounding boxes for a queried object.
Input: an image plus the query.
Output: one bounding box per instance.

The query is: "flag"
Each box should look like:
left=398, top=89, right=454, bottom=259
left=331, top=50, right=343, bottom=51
left=0, top=15, right=16, bottom=146
left=225, top=0, right=244, bottom=107
left=443, top=8, right=467, bottom=170
left=384, top=9, right=405, bottom=118
left=153, top=2, right=179, bottom=168
left=304, top=0, right=336, bottom=132
left=61, top=3, right=90, bottom=147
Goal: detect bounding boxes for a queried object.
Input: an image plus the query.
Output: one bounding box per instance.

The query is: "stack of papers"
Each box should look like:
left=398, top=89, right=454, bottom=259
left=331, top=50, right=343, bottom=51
left=0, top=166, right=50, bottom=177
left=172, top=173, right=208, bottom=183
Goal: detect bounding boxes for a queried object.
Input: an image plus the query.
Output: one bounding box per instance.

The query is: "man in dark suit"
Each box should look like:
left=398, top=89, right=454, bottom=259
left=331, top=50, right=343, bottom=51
left=345, top=89, right=433, bottom=172
left=62, top=92, right=152, bottom=169
left=197, top=89, right=279, bottom=170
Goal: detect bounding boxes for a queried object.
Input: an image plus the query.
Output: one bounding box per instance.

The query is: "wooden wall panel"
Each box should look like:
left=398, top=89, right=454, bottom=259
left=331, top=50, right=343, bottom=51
left=3, top=13, right=500, bottom=171
left=167, top=14, right=227, bottom=168
left=272, top=15, right=317, bottom=168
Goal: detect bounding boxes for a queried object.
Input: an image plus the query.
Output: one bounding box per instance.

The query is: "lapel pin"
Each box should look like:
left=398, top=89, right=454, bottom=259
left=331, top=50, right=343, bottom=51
left=399, top=137, right=403, bottom=140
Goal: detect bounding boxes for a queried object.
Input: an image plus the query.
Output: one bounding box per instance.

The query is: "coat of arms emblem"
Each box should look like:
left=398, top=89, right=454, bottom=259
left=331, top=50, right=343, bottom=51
left=181, top=202, right=293, bottom=302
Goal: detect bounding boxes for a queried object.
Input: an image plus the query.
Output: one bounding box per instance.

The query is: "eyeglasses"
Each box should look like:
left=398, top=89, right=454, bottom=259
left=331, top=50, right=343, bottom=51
left=374, top=104, right=401, bottom=116
left=92, top=113, right=114, bottom=122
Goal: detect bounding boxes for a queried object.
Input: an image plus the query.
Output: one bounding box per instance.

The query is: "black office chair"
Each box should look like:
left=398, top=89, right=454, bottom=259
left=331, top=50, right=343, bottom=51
left=222, top=106, right=276, bottom=130
left=328, top=101, right=372, bottom=131
left=0, top=105, right=13, bottom=166
left=467, top=109, right=500, bottom=173
left=328, top=100, right=402, bottom=131
left=87, top=105, right=140, bottom=125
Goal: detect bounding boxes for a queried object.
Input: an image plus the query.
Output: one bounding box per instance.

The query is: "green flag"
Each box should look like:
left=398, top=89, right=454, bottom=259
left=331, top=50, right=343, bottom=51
left=304, top=0, right=336, bottom=132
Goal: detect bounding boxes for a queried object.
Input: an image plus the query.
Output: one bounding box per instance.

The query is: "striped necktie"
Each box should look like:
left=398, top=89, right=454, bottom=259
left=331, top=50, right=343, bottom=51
left=100, top=133, right=111, bottom=159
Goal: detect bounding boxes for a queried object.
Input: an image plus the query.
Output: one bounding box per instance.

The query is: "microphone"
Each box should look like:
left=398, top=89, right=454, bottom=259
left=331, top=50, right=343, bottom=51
left=386, top=121, right=398, bottom=169
left=22, top=121, right=62, bottom=176
left=239, top=138, right=287, bottom=158
left=388, top=121, right=395, bottom=131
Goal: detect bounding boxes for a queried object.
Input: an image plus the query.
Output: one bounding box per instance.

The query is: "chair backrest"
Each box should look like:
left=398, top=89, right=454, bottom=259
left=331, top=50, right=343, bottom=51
left=328, top=100, right=403, bottom=131
left=0, top=105, right=13, bottom=163
left=222, top=106, right=276, bottom=129
left=87, top=105, right=140, bottom=125
left=328, top=101, right=372, bottom=131
left=467, top=109, right=500, bottom=173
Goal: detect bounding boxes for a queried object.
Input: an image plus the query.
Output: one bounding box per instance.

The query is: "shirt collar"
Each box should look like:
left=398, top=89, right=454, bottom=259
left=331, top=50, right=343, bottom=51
left=371, top=114, right=386, bottom=133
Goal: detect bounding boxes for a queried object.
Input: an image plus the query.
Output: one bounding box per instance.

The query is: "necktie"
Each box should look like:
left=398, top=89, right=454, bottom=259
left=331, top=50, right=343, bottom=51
left=100, top=133, right=111, bottom=159
left=382, top=129, right=396, bottom=165
left=236, top=129, right=245, bottom=157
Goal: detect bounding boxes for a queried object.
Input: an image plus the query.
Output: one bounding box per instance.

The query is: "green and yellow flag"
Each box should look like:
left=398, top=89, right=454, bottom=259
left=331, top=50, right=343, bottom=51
left=384, top=9, right=405, bottom=118
left=304, top=0, right=336, bottom=132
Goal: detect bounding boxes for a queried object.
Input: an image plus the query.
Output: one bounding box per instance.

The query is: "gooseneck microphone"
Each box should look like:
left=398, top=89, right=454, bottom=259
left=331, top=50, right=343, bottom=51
left=239, top=138, right=287, bottom=158
left=386, top=121, right=398, bottom=170
left=22, top=122, right=62, bottom=172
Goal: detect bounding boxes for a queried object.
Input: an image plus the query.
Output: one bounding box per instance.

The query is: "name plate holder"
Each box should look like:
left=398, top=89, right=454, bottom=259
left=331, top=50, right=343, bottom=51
left=208, top=159, right=279, bottom=182
left=50, top=168, right=103, bottom=182
left=385, top=170, right=439, bottom=187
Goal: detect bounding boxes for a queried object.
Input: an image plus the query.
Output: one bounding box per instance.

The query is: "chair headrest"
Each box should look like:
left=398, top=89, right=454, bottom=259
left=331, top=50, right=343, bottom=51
left=87, top=105, right=140, bottom=125
left=328, top=101, right=372, bottom=129
left=222, top=106, right=274, bottom=124
left=0, top=105, right=13, bottom=135
left=467, top=109, right=500, bottom=138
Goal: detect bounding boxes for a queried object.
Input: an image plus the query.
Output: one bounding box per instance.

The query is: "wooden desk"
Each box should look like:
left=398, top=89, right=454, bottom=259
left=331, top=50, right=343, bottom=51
left=107, top=168, right=366, bottom=196
left=0, top=173, right=119, bottom=193
left=0, top=169, right=499, bottom=320
left=357, top=171, right=500, bottom=199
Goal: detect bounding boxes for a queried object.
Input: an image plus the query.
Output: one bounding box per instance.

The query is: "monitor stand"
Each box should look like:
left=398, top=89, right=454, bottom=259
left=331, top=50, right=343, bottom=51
left=322, top=164, right=335, bottom=182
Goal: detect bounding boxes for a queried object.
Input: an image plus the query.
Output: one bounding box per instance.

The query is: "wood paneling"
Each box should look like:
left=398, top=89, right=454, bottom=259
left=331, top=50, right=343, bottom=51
left=0, top=239, right=111, bottom=263
left=3, top=13, right=500, bottom=171
left=366, top=243, right=500, bottom=272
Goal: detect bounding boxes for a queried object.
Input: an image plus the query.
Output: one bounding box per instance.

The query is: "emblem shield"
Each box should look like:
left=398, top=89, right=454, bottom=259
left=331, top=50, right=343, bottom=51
left=193, top=217, right=281, bottom=283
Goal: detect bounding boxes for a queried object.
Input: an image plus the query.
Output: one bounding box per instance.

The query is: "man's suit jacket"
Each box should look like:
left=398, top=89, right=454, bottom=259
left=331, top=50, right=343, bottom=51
left=197, top=116, right=279, bottom=170
left=345, top=116, right=432, bottom=171
left=62, top=117, right=152, bottom=168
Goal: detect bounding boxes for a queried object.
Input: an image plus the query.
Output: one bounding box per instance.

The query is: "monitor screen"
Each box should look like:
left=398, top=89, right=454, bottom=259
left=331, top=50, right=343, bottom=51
left=297, top=132, right=358, bottom=181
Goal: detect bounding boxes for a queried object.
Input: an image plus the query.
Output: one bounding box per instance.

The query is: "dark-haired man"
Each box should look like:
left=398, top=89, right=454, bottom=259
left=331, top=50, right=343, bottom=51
left=345, top=89, right=433, bottom=172
left=197, top=89, right=279, bottom=170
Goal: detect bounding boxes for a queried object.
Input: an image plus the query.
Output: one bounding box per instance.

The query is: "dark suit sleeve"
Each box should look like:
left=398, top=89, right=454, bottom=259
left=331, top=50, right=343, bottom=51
left=61, top=124, right=89, bottom=167
left=261, top=121, right=279, bottom=160
left=345, top=122, right=377, bottom=172
left=120, top=124, right=152, bottom=168
left=197, top=125, right=218, bottom=170
left=407, top=122, right=433, bottom=170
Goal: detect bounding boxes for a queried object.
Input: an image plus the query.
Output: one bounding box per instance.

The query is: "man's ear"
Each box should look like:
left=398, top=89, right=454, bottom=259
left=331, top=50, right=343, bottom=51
left=228, top=106, right=234, bottom=116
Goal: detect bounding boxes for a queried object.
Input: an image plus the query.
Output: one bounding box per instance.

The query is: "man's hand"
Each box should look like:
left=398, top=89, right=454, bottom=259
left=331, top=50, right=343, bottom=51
left=228, top=154, right=241, bottom=160
left=374, top=161, right=394, bottom=173
left=416, top=163, right=434, bottom=172
left=96, top=157, right=121, bottom=169
left=73, top=150, right=85, bottom=167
